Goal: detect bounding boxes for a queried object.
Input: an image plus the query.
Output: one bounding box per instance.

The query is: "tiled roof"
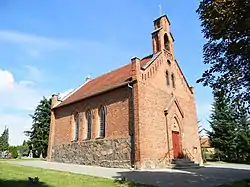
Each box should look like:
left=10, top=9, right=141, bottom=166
left=200, top=137, right=211, bottom=148
left=55, top=55, right=153, bottom=108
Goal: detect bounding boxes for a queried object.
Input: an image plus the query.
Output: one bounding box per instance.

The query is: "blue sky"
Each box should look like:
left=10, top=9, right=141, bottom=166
left=0, top=0, right=212, bottom=145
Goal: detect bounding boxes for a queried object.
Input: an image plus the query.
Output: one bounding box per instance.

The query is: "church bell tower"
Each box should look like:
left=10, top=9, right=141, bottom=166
left=151, top=15, right=174, bottom=56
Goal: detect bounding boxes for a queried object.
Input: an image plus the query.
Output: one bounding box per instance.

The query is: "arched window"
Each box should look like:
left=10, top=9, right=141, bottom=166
left=99, top=106, right=106, bottom=138
left=171, top=73, right=175, bottom=88
left=73, top=113, right=80, bottom=141
left=166, top=70, right=170, bottom=86
left=155, top=35, right=160, bottom=52
left=155, top=20, right=160, bottom=29
left=86, top=110, right=92, bottom=139
left=164, top=34, right=170, bottom=51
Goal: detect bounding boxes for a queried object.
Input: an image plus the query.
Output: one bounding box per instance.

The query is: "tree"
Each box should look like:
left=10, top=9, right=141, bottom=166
left=234, top=104, right=250, bottom=161
left=25, top=97, right=51, bottom=158
left=208, top=91, right=238, bottom=161
left=196, top=0, right=250, bottom=110
left=0, top=127, right=9, bottom=151
left=22, top=140, right=27, bottom=146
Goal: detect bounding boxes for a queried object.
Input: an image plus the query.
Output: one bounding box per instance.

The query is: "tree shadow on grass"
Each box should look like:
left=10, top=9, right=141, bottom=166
left=114, top=177, right=156, bottom=187
left=0, top=179, right=52, bottom=187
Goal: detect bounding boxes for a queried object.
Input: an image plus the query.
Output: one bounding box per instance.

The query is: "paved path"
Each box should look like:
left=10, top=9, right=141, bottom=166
left=8, top=161, right=250, bottom=187
left=7, top=161, right=131, bottom=179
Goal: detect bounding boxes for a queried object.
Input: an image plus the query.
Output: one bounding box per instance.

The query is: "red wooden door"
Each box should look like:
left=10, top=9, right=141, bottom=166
left=172, top=131, right=181, bottom=158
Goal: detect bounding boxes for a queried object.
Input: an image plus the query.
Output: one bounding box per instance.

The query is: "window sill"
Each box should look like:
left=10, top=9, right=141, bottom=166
left=95, top=136, right=105, bottom=140
left=82, top=138, right=91, bottom=141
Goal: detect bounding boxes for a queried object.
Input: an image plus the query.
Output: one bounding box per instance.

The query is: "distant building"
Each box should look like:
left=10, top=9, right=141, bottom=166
left=200, top=137, right=215, bottom=154
left=47, top=15, right=202, bottom=169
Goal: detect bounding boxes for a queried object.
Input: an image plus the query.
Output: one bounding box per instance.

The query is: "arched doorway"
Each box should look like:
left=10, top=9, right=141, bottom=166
left=164, top=33, right=170, bottom=51
left=172, top=117, right=182, bottom=158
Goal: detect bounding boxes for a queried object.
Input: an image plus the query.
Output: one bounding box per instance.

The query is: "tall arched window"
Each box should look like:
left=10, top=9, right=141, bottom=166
left=99, top=106, right=106, bottom=138
left=166, top=70, right=170, bottom=86
left=164, top=33, right=170, bottom=51
left=86, top=110, right=92, bottom=139
left=171, top=73, right=175, bottom=88
left=155, top=35, right=160, bottom=52
left=73, top=113, right=80, bottom=141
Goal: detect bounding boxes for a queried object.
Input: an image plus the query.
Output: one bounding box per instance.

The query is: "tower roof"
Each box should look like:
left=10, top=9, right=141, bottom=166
left=153, top=14, right=171, bottom=26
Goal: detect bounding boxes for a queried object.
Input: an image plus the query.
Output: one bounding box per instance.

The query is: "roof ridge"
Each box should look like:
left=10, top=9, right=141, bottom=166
left=55, top=53, right=153, bottom=108
left=86, top=53, right=153, bottom=85
left=141, top=54, right=153, bottom=60
left=86, top=63, right=131, bottom=84
left=53, top=79, right=91, bottom=108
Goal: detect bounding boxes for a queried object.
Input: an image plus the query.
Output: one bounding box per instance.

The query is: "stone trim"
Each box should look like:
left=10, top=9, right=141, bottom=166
left=141, top=52, right=162, bottom=70
left=51, top=137, right=132, bottom=169
left=164, top=94, right=184, bottom=118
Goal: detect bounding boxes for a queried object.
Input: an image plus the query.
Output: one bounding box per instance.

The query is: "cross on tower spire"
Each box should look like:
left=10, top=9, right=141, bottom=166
left=158, top=4, right=163, bottom=16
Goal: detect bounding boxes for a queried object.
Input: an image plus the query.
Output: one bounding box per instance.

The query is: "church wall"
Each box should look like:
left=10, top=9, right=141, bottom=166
left=50, top=86, right=133, bottom=168
left=135, top=54, right=173, bottom=169
left=134, top=15, right=202, bottom=168
left=136, top=52, right=202, bottom=168
left=171, top=57, right=202, bottom=164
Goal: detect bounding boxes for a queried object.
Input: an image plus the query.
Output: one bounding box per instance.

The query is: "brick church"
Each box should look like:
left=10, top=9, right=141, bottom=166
left=47, top=15, right=202, bottom=169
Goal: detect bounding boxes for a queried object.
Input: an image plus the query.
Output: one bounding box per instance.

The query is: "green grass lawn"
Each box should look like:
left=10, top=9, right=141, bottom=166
left=0, top=158, right=43, bottom=162
left=205, top=161, right=250, bottom=166
left=219, top=179, right=250, bottom=187
left=0, top=162, right=153, bottom=187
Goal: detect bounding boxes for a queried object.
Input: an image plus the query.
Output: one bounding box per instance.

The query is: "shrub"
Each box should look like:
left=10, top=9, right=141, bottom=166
left=8, top=146, right=19, bottom=159
left=16, top=145, right=29, bottom=156
left=201, top=148, right=207, bottom=163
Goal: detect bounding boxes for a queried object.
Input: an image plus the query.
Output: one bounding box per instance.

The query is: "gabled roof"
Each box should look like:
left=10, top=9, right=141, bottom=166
left=55, top=55, right=153, bottom=108
left=151, top=27, right=162, bottom=35
left=175, top=59, right=193, bottom=93
left=141, top=52, right=161, bottom=70
left=200, top=137, right=212, bottom=148
left=153, top=14, right=171, bottom=26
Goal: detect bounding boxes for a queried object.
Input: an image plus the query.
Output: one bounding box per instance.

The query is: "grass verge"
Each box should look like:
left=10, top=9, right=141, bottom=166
left=218, top=179, right=250, bottom=187
left=0, top=162, right=154, bottom=187
left=0, top=158, right=43, bottom=162
left=205, top=161, right=250, bottom=166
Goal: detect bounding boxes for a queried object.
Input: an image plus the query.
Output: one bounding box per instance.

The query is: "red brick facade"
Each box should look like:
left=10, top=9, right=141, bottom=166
left=47, top=15, right=202, bottom=169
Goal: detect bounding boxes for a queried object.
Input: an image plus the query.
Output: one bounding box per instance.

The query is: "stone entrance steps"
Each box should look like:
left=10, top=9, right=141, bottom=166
left=171, top=158, right=200, bottom=169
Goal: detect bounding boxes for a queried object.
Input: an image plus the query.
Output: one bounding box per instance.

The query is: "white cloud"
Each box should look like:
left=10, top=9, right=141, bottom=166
left=0, top=30, right=69, bottom=48
left=0, top=69, right=49, bottom=145
left=19, top=80, right=35, bottom=86
left=0, top=68, right=75, bottom=145
left=0, top=114, right=31, bottom=145
left=0, top=69, right=48, bottom=111
left=59, top=88, right=74, bottom=99
left=0, top=30, right=70, bottom=56
left=0, top=70, right=43, bottom=111
left=0, top=70, right=15, bottom=91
